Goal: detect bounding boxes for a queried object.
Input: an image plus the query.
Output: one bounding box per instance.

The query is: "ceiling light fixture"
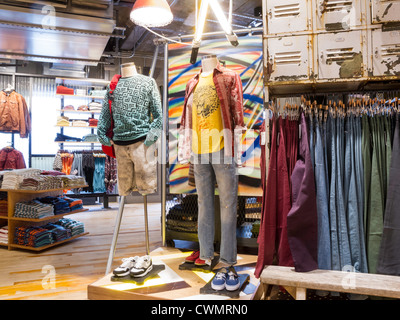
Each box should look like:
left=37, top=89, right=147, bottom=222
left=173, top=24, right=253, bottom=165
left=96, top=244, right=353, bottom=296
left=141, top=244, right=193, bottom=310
left=130, top=0, right=174, bottom=28
left=190, top=0, right=238, bottom=64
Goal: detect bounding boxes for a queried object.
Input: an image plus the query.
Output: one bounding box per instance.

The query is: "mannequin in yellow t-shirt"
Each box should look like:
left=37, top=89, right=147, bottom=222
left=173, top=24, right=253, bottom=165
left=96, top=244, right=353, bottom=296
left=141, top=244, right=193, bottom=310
left=192, top=70, right=224, bottom=154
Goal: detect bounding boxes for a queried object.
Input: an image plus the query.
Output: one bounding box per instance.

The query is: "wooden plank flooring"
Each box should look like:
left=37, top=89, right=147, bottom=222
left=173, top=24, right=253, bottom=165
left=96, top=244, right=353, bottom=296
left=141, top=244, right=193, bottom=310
left=0, top=202, right=163, bottom=300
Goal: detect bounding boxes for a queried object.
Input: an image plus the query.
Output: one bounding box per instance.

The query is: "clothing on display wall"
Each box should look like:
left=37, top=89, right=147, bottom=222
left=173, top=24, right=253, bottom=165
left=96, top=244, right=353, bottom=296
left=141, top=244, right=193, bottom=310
left=53, top=150, right=117, bottom=194
left=0, top=88, right=31, bottom=138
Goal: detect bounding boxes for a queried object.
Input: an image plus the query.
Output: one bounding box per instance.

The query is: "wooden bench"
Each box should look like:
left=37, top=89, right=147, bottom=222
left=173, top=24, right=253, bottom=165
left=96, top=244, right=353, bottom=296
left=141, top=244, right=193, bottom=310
left=253, top=265, right=400, bottom=300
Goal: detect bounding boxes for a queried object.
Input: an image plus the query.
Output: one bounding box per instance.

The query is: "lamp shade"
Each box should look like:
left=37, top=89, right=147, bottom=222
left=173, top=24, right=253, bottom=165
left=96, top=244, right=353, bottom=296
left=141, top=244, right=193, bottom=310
left=130, top=0, right=173, bottom=27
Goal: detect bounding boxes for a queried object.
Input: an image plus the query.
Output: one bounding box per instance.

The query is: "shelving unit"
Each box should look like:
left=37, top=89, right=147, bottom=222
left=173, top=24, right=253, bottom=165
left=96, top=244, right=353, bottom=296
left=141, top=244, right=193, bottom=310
left=54, top=77, right=118, bottom=208
left=0, top=186, right=89, bottom=251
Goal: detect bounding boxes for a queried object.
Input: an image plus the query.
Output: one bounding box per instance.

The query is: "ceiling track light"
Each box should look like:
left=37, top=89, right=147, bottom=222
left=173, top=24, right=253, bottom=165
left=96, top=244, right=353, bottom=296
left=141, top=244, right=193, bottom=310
left=190, top=0, right=239, bottom=64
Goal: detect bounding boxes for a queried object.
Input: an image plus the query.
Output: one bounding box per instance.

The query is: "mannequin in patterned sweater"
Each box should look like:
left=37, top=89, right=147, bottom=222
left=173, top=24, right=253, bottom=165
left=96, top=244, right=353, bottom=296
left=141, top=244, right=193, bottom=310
left=101, top=62, right=162, bottom=275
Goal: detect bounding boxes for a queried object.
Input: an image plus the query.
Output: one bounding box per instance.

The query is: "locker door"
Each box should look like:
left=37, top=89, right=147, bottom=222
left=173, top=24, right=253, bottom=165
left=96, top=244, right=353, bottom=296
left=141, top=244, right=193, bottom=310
left=266, top=0, right=310, bottom=34
left=266, top=35, right=312, bottom=82
left=315, top=0, right=362, bottom=31
left=372, top=28, right=400, bottom=76
left=372, top=0, right=400, bottom=24
left=318, top=31, right=366, bottom=79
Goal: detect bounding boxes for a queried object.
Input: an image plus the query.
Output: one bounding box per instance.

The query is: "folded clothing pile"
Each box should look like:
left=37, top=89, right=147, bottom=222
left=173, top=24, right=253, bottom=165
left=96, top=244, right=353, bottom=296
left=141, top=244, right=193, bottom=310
left=56, top=85, right=74, bottom=95
left=15, top=226, right=53, bottom=247
left=57, top=116, right=70, bottom=126
left=37, top=196, right=71, bottom=214
left=60, top=196, right=83, bottom=211
left=0, top=226, right=8, bottom=244
left=14, top=217, right=84, bottom=248
left=88, top=118, right=98, bottom=127
left=88, top=101, right=102, bottom=111
left=1, top=169, right=42, bottom=189
left=90, top=90, right=106, bottom=97
left=0, top=192, right=7, bottom=216
left=42, top=223, right=71, bottom=242
left=14, top=200, right=54, bottom=219
left=20, top=175, right=63, bottom=190
left=61, top=175, right=87, bottom=189
left=56, top=218, right=84, bottom=237
left=54, top=133, right=82, bottom=142
left=82, top=134, right=98, bottom=142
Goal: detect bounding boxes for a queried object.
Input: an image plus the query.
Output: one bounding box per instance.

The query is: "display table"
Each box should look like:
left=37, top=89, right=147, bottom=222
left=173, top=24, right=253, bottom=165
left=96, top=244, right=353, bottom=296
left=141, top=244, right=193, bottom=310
left=88, top=246, right=259, bottom=300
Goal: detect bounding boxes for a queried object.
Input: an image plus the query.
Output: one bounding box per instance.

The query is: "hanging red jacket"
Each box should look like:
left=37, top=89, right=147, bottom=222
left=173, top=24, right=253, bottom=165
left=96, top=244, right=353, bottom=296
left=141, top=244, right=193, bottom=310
left=0, top=147, right=26, bottom=170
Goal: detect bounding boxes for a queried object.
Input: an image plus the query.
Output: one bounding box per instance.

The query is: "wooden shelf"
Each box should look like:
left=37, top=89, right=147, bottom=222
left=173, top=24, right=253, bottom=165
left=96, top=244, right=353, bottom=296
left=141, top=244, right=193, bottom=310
left=56, top=125, right=98, bottom=128
left=56, top=109, right=101, bottom=114
left=10, top=208, right=88, bottom=222
left=56, top=141, right=100, bottom=144
left=56, top=94, right=105, bottom=100
left=0, top=186, right=89, bottom=251
left=9, top=232, right=89, bottom=252
left=0, top=186, right=88, bottom=194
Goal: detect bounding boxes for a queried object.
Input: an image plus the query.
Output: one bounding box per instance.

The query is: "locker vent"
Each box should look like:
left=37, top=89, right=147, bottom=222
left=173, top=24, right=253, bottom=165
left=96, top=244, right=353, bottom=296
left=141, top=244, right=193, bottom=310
left=273, top=3, right=300, bottom=18
left=324, top=0, right=353, bottom=12
left=325, top=47, right=356, bottom=63
left=381, top=44, right=400, bottom=57
left=275, top=51, right=302, bottom=64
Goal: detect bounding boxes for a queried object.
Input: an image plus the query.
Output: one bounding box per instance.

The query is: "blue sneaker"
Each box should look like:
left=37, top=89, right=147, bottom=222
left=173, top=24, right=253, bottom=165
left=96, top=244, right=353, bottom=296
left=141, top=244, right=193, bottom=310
left=211, top=268, right=228, bottom=291
left=225, top=266, right=240, bottom=291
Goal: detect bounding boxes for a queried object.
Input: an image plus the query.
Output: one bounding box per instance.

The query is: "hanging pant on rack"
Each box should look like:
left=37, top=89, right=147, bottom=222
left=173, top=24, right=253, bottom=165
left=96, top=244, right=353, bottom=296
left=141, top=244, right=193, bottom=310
left=336, top=116, right=352, bottom=270
left=329, top=116, right=341, bottom=271
left=287, top=112, right=318, bottom=272
left=367, top=115, right=386, bottom=274
left=276, top=117, right=294, bottom=267
left=377, top=113, right=400, bottom=276
left=255, top=117, right=278, bottom=278
left=314, top=119, right=331, bottom=270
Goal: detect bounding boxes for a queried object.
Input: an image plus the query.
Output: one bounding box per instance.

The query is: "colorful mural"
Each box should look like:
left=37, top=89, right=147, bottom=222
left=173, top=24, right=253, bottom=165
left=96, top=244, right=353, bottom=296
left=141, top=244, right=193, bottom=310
left=168, top=35, right=264, bottom=196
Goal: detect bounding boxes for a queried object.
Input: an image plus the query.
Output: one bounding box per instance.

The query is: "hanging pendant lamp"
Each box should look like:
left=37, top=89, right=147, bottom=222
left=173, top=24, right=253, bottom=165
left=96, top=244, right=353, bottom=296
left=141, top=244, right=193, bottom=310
left=130, top=0, right=174, bottom=28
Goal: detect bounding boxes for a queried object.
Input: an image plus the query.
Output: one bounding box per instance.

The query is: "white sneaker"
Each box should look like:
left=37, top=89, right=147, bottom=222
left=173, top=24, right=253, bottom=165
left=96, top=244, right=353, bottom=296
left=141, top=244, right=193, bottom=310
left=130, top=255, right=153, bottom=278
left=113, top=256, right=138, bottom=277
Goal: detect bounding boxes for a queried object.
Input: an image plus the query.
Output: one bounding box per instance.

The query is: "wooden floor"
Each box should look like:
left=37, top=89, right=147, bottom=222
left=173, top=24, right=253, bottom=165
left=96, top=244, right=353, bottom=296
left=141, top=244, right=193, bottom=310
left=0, top=201, right=163, bottom=300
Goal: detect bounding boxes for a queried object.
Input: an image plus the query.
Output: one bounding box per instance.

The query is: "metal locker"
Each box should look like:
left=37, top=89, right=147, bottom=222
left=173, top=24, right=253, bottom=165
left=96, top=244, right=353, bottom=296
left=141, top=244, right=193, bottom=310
left=317, top=30, right=366, bottom=79
left=371, top=0, right=400, bottom=24
left=266, top=0, right=311, bottom=34
left=315, top=0, right=363, bottom=31
left=266, top=35, right=312, bottom=82
left=372, top=28, right=400, bottom=76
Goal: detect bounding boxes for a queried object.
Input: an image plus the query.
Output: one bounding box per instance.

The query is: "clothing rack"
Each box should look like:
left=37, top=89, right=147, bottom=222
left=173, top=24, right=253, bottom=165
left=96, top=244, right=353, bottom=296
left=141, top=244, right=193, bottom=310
left=257, top=89, right=400, bottom=276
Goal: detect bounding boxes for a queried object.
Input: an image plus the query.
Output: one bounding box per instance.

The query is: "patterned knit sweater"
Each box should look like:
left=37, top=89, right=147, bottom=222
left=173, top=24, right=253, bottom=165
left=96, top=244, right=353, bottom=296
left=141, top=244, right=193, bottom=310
left=97, top=74, right=162, bottom=147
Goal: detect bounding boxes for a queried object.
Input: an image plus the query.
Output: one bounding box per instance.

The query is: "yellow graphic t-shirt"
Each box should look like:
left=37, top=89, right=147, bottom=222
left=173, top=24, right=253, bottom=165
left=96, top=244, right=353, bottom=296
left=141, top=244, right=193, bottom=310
left=192, top=72, right=224, bottom=154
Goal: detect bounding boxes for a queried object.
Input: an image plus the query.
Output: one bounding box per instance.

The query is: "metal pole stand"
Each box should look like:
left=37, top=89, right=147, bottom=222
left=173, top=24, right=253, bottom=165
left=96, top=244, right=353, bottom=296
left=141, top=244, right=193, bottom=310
left=105, top=195, right=126, bottom=275
left=143, top=194, right=150, bottom=256
left=105, top=194, right=151, bottom=275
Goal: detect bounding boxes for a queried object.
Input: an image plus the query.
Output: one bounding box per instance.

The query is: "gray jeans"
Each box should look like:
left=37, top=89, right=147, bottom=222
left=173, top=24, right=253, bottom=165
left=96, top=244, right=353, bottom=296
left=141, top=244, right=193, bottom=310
left=193, top=149, right=238, bottom=265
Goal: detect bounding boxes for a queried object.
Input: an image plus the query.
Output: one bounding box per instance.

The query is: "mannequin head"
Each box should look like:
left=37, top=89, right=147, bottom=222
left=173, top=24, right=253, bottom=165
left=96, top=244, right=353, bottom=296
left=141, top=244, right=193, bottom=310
left=201, top=54, right=219, bottom=75
left=121, top=62, right=137, bottom=78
